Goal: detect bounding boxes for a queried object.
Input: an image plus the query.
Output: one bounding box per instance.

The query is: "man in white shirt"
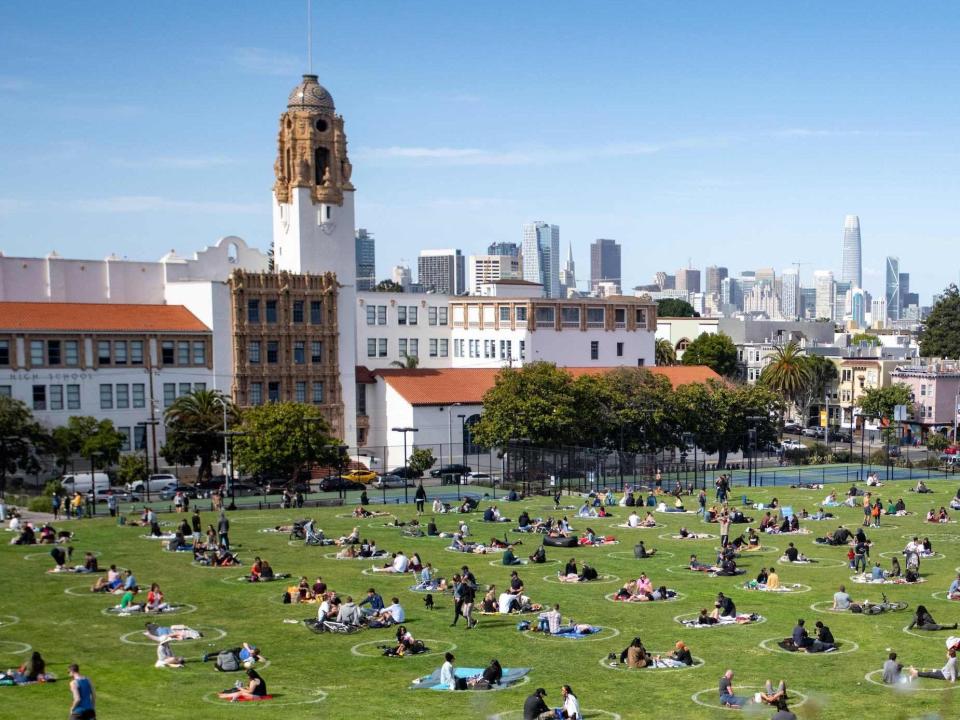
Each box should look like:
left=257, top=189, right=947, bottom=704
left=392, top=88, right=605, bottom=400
left=905, top=537, right=921, bottom=555
left=317, top=597, right=333, bottom=621
left=393, top=551, right=409, bottom=573
left=832, top=584, right=852, bottom=611
left=439, top=652, right=456, bottom=690
left=627, top=511, right=640, bottom=528
left=382, top=597, right=405, bottom=623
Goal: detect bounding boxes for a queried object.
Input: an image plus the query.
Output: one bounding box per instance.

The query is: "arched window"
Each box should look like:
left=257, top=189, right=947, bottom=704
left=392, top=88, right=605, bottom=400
left=227, top=242, right=239, bottom=263
left=463, top=413, right=483, bottom=455
left=675, top=338, right=690, bottom=352
left=314, top=147, right=330, bottom=185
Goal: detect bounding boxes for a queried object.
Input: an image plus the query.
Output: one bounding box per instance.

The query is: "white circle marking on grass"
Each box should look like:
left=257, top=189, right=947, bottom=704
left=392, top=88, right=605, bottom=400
left=808, top=601, right=854, bottom=614
left=673, top=612, right=767, bottom=627
left=739, top=583, right=812, bottom=594
left=606, top=550, right=674, bottom=561
left=775, top=556, right=847, bottom=569
left=864, top=669, right=960, bottom=691
left=931, top=591, right=960, bottom=603
left=542, top=574, right=620, bottom=585
left=658, top=532, right=718, bottom=542
left=598, top=654, right=704, bottom=671
left=487, top=558, right=560, bottom=568
left=350, top=638, right=456, bottom=659
left=120, top=626, right=227, bottom=646
left=902, top=624, right=958, bottom=640
left=24, top=550, right=102, bottom=561
left=0, top=640, right=31, bottom=655
left=199, top=688, right=328, bottom=706
left=523, top=626, right=620, bottom=643
left=0, top=614, right=20, bottom=628
left=880, top=551, right=945, bottom=561
left=758, top=636, right=859, bottom=655
left=691, top=686, right=808, bottom=710
left=101, top=603, right=197, bottom=618
left=604, top=591, right=685, bottom=604
left=490, top=710, right=620, bottom=720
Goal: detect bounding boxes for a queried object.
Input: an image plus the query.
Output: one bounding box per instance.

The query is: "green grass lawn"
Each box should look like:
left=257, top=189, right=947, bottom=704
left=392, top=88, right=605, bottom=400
left=3, top=479, right=960, bottom=719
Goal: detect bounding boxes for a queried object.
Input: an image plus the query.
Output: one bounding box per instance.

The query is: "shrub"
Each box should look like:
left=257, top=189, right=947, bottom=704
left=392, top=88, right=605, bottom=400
left=927, top=434, right=950, bottom=453
left=831, top=450, right=855, bottom=464
left=28, top=496, right=52, bottom=513
left=869, top=450, right=891, bottom=465
left=783, top=448, right=810, bottom=465
left=43, top=479, right=64, bottom=496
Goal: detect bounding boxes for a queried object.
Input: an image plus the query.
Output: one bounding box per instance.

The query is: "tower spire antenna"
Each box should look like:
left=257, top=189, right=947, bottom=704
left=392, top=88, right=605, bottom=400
left=307, top=0, right=313, bottom=73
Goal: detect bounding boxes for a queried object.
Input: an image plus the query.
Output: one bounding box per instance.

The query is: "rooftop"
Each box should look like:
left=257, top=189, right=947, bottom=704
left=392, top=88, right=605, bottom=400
left=0, top=302, right=210, bottom=333
left=377, top=365, right=720, bottom=406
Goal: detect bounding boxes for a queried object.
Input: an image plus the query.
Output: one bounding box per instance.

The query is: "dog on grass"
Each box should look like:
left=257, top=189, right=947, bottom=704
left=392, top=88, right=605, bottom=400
left=424, top=594, right=434, bottom=610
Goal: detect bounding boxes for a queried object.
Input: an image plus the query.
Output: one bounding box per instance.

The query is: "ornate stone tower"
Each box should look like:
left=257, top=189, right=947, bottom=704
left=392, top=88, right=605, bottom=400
left=272, top=74, right=357, bottom=446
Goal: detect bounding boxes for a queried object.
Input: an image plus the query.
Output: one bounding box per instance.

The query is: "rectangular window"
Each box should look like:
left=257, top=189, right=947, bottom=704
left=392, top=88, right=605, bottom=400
left=378, top=338, right=387, bottom=357
left=32, top=385, right=46, bottom=410
left=519, top=340, right=525, bottom=360
left=100, top=384, right=113, bottom=409
left=429, top=339, right=438, bottom=357
left=0, top=386, right=10, bottom=397
left=295, top=381, right=307, bottom=403
left=586, top=307, right=605, bottom=327
left=920, top=384, right=926, bottom=397
left=267, top=341, right=279, bottom=364
left=614, top=308, right=626, bottom=327
left=438, top=307, right=448, bottom=325
left=292, top=300, right=304, bottom=323
left=249, top=341, right=261, bottom=364
left=247, top=299, right=260, bottom=323
left=428, top=307, right=438, bottom=325
left=250, top=382, right=263, bottom=405
left=505, top=340, right=512, bottom=359
left=192, top=341, right=206, bottom=365
left=49, top=384, right=63, bottom=411
left=47, top=340, right=62, bottom=366
left=311, top=340, right=322, bottom=363
left=499, top=306, right=511, bottom=322
left=293, top=341, right=305, bottom=364
left=440, top=339, right=449, bottom=357
left=130, top=340, right=143, bottom=366
left=161, top=341, right=174, bottom=365
left=310, top=300, right=322, bottom=324
left=535, top=306, right=555, bottom=326
left=118, top=427, right=131, bottom=452
left=409, top=339, right=418, bottom=358
left=163, top=383, right=176, bottom=407
left=635, top=308, right=647, bottom=326
left=616, top=342, right=624, bottom=357
left=267, top=381, right=280, bottom=402
left=194, top=383, right=206, bottom=392
left=367, top=339, right=377, bottom=358
left=408, top=307, right=418, bottom=325
left=115, top=384, right=129, bottom=409
left=312, top=382, right=324, bottom=404
left=178, top=382, right=191, bottom=397
left=590, top=341, right=599, bottom=360
left=30, top=340, right=44, bottom=366
left=67, top=385, right=80, bottom=410
left=99, top=341, right=113, bottom=364
left=177, top=341, right=190, bottom=365
left=377, top=306, right=387, bottom=325
left=486, top=340, right=493, bottom=359
left=65, top=340, right=79, bottom=366
left=515, top=306, right=527, bottom=322
left=560, top=307, right=580, bottom=326
left=399, top=338, right=408, bottom=357
left=366, top=306, right=376, bottom=325
left=0, top=340, right=9, bottom=366
left=133, top=425, right=146, bottom=451
left=132, top=383, right=145, bottom=408
left=113, top=340, right=127, bottom=365
left=265, top=300, right=278, bottom=323
left=398, top=306, right=407, bottom=325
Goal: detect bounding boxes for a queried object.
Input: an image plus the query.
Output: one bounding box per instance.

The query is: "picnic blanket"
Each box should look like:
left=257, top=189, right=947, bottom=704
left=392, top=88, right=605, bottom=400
left=547, top=626, right=600, bottom=639
left=410, top=667, right=531, bottom=691
left=681, top=614, right=763, bottom=628
left=850, top=574, right=926, bottom=585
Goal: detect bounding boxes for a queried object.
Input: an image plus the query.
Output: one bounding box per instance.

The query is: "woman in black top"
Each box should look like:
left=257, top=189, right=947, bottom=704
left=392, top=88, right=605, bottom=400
left=563, top=559, right=577, bottom=576
left=482, top=659, right=503, bottom=685
left=909, top=605, right=958, bottom=631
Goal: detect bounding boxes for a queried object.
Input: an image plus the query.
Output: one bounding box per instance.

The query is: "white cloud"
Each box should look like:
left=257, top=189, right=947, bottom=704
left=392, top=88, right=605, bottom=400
left=70, top=196, right=263, bottom=214
left=232, top=47, right=301, bottom=77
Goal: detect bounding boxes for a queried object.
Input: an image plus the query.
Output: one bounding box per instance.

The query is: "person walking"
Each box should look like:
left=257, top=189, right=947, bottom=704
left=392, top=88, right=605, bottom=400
left=415, top=483, right=426, bottom=514
left=106, top=493, right=118, bottom=518
left=217, top=512, right=230, bottom=550
left=450, top=575, right=464, bottom=627
left=51, top=492, right=61, bottom=521
left=68, top=664, right=96, bottom=719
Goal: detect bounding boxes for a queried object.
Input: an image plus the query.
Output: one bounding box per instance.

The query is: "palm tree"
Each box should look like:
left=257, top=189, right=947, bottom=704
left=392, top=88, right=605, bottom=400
left=655, top=338, right=676, bottom=366
left=164, top=389, right=238, bottom=481
left=390, top=355, right=420, bottom=369
left=759, top=342, right=812, bottom=428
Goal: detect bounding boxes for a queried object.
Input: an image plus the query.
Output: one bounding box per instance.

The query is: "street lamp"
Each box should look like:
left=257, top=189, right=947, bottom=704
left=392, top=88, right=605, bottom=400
left=391, top=427, right=418, bottom=505
left=217, top=431, right=246, bottom=510
left=458, top=415, right=467, bottom=500
left=136, top=419, right=160, bottom=502
left=746, top=416, right=765, bottom=488
left=447, top=403, right=462, bottom=468
left=682, top=432, right=697, bottom=491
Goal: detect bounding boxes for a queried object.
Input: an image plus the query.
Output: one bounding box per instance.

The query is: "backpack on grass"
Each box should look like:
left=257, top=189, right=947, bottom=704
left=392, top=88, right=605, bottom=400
left=215, top=650, right=241, bottom=672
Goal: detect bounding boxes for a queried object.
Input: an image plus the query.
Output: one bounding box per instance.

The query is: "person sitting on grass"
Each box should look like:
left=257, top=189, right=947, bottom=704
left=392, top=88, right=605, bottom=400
left=713, top=593, right=737, bottom=620
left=529, top=545, right=547, bottom=564
left=883, top=651, right=905, bottom=684
left=2, top=651, right=47, bottom=684
left=502, top=545, right=522, bottom=566
left=783, top=543, right=807, bottom=563
left=718, top=669, right=748, bottom=707
left=765, top=568, right=781, bottom=590
left=114, top=586, right=143, bottom=613
left=907, top=648, right=958, bottom=682
left=154, top=636, right=185, bottom=668
left=371, top=551, right=409, bottom=573
left=145, top=583, right=169, bottom=613
left=908, top=605, right=958, bottom=631
left=218, top=668, right=267, bottom=701
left=633, top=541, right=656, bottom=558
left=336, top=596, right=362, bottom=626
left=948, top=573, right=960, bottom=601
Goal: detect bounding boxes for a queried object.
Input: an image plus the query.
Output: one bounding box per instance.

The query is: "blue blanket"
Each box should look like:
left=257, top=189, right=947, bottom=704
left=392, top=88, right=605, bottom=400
left=550, top=626, right=599, bottom=639
left=410, top=667, right=530, bottom=691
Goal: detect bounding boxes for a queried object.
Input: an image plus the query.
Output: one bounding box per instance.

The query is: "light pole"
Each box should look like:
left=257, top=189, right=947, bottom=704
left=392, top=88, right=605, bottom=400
left=213, top=396, right=231, bottom=495
left=391, top=427, right=418, bottom=505
left=217, top=431, right=246, bottom=510
left=136, top=419, right=159, bottom=503
left=447, top=403, right=461, bottom=469
left=458, top=415, right=466, bottom=499
left=746, top=416, right=765, bottom=488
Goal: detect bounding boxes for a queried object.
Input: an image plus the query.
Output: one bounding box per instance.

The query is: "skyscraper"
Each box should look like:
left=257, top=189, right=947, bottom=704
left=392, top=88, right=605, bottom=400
left=418, top=249, right=465, bottom=295
left=814, top=270, right=835, bottom=320
left=559, top=242, right=576, bottom=296
left=487, top=242, right=519, bottom=257
left=589, top=238, right=621, bottom=293
left=780, top=267, right=800, bottom=320
left=841, top=215, right=862, bottom=288
left=468, top=254, right=520, bottom=295
left=354, top=228, right=376, bottom=291
left=705, top=266, right=728, bottom=296
left=522, top=221, right=560, bottom=298
left=391, top=264, right=411, bottom=291
left=885, top=256, right=901, bottom=321
left=675, top=268, right=701, bottom=294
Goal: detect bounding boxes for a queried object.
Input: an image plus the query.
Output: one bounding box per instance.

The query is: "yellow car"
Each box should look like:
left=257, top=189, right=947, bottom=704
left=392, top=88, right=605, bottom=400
left=342, top=469, right=378, bottom=483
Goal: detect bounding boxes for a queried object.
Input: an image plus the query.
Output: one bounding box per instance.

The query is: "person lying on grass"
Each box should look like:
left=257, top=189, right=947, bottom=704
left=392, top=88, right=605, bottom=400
left=906, top=648, right=958, bottom=682
left=143, top=623, right=203, bottom=642
left=908, top=605, right=958, bottom=631
left=218, top=668, right=267, bottom=701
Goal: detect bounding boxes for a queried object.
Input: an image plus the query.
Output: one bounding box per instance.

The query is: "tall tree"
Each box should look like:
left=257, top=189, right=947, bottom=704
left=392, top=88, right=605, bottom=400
left=64, top=416, right=124, bottom=468
left=857, top=384, right=913, bottom=421
left=655, top=338, right=677, bottom=366
left=759, top=342, right=812, bottom=413
left=232, top=402, right=338, bottom=480
left=594, top=368, right=681, bottom=453
left=795, top=355, right=838, bottom=426
left=163, top=389, right=238, bottom=482
left=681, top=332, right=739, bottom=377
left=0, top=397, right=43, bottom=494
left=920, top=284, right=960, bottom=358
left=656, top=298, right=697, bottom=317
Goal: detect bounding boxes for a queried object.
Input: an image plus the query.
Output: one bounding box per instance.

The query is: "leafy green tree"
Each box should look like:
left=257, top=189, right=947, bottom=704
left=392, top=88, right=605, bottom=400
left=472, top=362, right=579, bottom=449
left=656, top=298, right=697, bottom=318
left=407, top=447, right=436, bottom=475
left=0, top=397, right=43, bottom=494
left=66, top=416, right=124, bottom=468
left=655, top=338, right=676, bottom=366
left=927, top=433, right=949, bottom=452
left=850, top=332, right=880, bottom=347
left=681, top=332, right=739, bottom=377
left=375, top=279, right=404, bottom=293
left=164, top=389, right=237, bottom=482
left=920, top=284, right=960, bottom=358
left=795, top=355, right=838, bottom=426
left=233, top=402, right=338, bottom=481
left=117, top=454, right=148, bottom=487
left=591, top=368, right=681, bottom=453
left=857, top=384, right=913, bottom=421
left=47, top=425, right=76, bottom=475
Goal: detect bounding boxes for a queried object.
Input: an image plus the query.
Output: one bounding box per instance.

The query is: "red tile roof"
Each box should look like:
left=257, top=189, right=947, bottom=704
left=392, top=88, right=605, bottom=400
left=0, top=302, right=210, bottom=333
left=378, top=365, right=720, bottom=406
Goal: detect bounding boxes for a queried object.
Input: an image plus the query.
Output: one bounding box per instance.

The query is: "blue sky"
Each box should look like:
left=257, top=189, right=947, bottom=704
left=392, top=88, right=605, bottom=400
left=1, top=1, right=958, bottom=302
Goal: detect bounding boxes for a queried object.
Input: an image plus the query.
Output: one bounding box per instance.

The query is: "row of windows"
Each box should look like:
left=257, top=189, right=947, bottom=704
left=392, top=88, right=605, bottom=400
left=365, top=305, right=449, bottom=326
left=159, top=340, right=206, bottom=366
left=455, top=305, right=646, bottom=329
left=27, top=384, right=82, bottom=411
left=248, top=340, right=324, bottom=365
left=365, top=338, right=449, bottom=359
left=249, top=381, right=324, bottom=406
left=454, top=339, right=526, bottom=361
left=162, top=383, right=207, bottom=408
left=99, top=383, right=149, bottom=410
left=247, top=299, right=326, bottom=325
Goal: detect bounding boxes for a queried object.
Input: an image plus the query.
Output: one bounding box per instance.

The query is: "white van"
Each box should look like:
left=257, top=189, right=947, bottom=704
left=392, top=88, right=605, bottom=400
left=61, top=472, right=111, bottom=495
left=127, top=473, right=179, bottom=494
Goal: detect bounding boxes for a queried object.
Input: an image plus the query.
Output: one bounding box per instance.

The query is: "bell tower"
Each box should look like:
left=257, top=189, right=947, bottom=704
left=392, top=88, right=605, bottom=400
left=272, top=74, right=357, bottom=446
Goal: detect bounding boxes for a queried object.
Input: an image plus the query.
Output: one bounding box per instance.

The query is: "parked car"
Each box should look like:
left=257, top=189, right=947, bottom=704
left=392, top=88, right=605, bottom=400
left=86, top=488, right=139, bottom=504
left=127, top=473, right=179, bottom=495
left=828, top=431, right=852, bottom=443
left=62, top=472, right=110, bottom=495
left=228, top=483, right=262, bottom=497
left=194, top=478, right=226, bottom=498
left=159, top=485, right=199, bottom=501
left=373, top=474, right=410, bottom=489
left=781, top=440, right=805, bottom=451
left=887, top=447, right=902, bottom=458
left=319, top=476, right=366, bottom=492
left=783, top=422, right=802, bottom=434
left=430, top=464, right=472, bottom=478
left=463, top=472, right=497, bottom=485
left=800, top=427, right=820, bottom=437
left=387, top=466, right=422, bottom=480
left=342, top=469, right=378, bottom=484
